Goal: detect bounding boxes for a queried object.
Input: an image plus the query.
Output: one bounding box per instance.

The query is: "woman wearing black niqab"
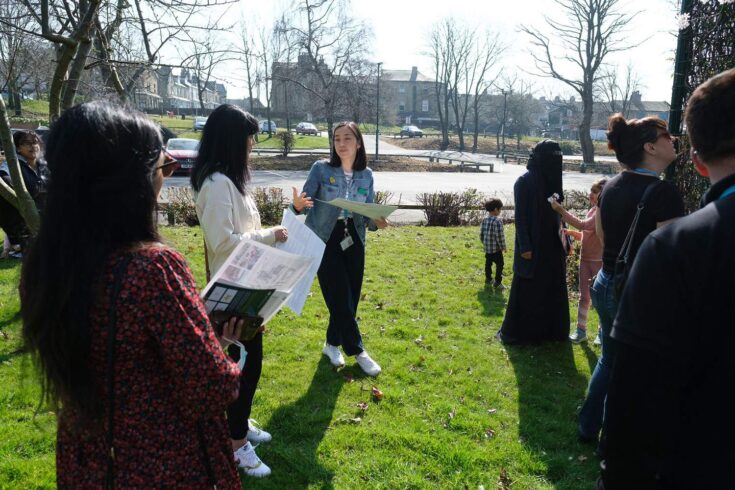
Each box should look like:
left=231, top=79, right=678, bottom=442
left=498, top=140, right=570, bottom=344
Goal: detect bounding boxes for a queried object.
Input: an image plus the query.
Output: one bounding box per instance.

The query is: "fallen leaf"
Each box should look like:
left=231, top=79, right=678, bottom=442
left=498, top=468, right=512, bottom=490
left=357, top=402, right=369, bottom=412
left=577, top=455, right=588, bottom=462
left=375, top=302, right=384, bottom=310
left=414, top=335, right=424, bottom=345
left=487, top=408, right=497, bottom=414
left=485, top=428, right=496, bottom=438
left=350, top=417, right=362, bottom=424
left=448, top=409, right=456, bottom=420
left=371, top=386, right=384, bottom=400
left=343, top=374, right=354, bottom=383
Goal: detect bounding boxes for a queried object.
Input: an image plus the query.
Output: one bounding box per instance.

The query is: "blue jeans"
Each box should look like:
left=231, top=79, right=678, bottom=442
left=578, top=269, right=618, bottom=441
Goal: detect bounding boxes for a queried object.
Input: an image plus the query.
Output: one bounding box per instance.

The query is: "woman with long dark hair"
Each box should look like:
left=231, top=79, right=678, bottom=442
left=291, top=121, right=388, bottom=377
left=577, top=113, right=684, bottom=453
left=21, top=102, right=243, bottom=488
left=191, top=104, right=286, bottom=478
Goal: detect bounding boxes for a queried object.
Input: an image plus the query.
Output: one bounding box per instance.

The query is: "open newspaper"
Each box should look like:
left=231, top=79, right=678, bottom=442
left=200, top=239, right=314, bottom=324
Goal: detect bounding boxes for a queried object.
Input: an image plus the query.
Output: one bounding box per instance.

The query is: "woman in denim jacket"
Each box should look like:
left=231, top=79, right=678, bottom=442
left=291, top=122, right=387, bottom=376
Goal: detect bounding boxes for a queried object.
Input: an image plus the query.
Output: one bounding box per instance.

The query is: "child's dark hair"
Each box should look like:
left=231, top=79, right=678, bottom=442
left=485, top=198, right=503, bottom=212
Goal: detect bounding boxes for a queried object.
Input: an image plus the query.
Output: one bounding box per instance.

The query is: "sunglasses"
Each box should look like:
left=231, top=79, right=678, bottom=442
left=653, top=131, right=673, bottom=142
left=156, top=149, right=179, bottom=177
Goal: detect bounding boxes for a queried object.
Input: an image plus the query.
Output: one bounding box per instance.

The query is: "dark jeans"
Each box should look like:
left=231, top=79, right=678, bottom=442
left=578, top=270, right=618, bottom=444
left=485, top=251, right=504, bottom=284
left=226, top=331, right=263, bottom=441
left=317, top=219, right=365, bottom=356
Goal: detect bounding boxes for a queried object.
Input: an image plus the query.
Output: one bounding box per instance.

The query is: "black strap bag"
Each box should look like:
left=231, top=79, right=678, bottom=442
left=613, top=180, right=661, bottom=301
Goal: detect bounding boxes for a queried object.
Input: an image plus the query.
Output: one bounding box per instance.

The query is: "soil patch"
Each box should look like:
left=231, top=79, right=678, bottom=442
left=249, top=154, right=482, bottom=172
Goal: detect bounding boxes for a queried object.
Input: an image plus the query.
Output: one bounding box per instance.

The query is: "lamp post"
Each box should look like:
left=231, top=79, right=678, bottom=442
left=375, top=61, right=382, bottom=163
left=500, top=89, right=511, bottom=158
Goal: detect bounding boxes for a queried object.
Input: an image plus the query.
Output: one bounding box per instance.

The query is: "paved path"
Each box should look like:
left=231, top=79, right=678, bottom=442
left=165, top=165, right=606, bottom=224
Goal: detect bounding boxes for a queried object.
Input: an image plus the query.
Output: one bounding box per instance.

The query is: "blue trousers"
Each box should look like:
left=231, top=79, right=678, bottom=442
left=578, top=269, right=618, bottom=442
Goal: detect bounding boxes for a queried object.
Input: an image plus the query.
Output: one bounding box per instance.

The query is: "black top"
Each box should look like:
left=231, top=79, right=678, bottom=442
left=605, top=172, right=735, bottom=487
left=0, top=156, right=50, bottom=209
left=598, top=171, right=684, bottom=273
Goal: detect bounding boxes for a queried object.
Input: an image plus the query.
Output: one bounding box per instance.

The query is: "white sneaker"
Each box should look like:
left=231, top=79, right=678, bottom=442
left=322, top=343, right=345, bottom=367
left=234, top=442, right=271, bottom=478
left=246, top=419, right=272, bottom=444
left=356, top=351, right=381, bottom=377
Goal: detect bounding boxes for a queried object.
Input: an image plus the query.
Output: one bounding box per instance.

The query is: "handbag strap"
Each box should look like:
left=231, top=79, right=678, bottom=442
left=104, top=255, right=131, bottom=490
left=617, top=180, right=662, bottom=264
left=203, top=236, right=211, bottom=283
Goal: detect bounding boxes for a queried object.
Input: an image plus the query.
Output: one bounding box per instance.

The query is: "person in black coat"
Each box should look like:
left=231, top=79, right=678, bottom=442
left=0, top=130, right=49, bottom=256
left=601, top=68, right=735, bottom=490
left=498, top=140, right=570, bottom=344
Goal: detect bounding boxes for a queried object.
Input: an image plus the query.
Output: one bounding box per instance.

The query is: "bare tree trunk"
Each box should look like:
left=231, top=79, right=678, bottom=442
left=472, top=98, right=480, bottom=153
left=580, top=93, right=595, bottom=164
left=48, top=44, right=77, bottom=122
left=0, top=95, right=40, bottom=232
left=62, top=36, right=93, bottom=110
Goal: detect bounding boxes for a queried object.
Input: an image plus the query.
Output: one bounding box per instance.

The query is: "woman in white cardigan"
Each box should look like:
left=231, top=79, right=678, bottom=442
left=191, top=104, right=286, bottom=478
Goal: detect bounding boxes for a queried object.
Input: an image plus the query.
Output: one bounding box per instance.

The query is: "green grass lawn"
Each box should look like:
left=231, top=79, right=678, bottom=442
left=0, top=226, right=601, bottom=488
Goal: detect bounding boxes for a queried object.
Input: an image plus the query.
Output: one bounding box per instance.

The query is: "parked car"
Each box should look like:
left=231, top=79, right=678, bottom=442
left=295, top=122, right=319, bottom=135
left=399, top=125, right=423, bottom=138
left=165, top=138, right=199, bottom=175
left=259, top=120, right=277, bottom=133
left=192, top=117, right=207, bottom=131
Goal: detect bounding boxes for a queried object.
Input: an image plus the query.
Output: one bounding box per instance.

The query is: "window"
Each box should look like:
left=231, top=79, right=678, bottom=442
left=399, top=84, right=406, bottom=93
left=399, top=101, right=405, bottom=111
left=422, top=99, right=429, bottom=112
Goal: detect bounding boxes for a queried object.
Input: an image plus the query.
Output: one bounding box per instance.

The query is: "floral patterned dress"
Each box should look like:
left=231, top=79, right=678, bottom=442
left=56, top=247, right=242, bottom=489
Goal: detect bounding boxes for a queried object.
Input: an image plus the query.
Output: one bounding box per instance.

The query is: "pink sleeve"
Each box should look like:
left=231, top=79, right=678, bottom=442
left=560, top=207, right=596, bottom=232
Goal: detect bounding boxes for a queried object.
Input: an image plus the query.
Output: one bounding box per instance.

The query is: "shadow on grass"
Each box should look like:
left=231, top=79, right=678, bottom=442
left=505, top=341, right=597, bottom=484
left=476, top=285, right=508, bottom=319
left=0, top=258, right=22, bottom=271
left=580, top=342, right=599, bottom=375
left=248, top=357, right=344, bottom=489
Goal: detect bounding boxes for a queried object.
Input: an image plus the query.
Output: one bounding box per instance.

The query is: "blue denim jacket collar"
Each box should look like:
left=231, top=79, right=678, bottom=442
left=293, top=160, right=375, bottom=244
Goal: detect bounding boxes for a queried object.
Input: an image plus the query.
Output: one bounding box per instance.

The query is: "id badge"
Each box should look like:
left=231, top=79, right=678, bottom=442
left=340, top=234, right=354, bottom=251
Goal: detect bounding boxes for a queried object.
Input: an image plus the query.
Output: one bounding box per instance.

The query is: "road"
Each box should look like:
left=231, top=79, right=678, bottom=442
left=164, top=164, right=606, bottom=224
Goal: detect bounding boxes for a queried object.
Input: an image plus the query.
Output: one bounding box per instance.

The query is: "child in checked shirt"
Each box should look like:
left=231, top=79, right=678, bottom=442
left=480, top=198, right=507, bottom=289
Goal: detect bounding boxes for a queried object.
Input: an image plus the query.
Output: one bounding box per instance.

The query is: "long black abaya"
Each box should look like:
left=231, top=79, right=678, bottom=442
left=499, top=140, right=570, bottom=344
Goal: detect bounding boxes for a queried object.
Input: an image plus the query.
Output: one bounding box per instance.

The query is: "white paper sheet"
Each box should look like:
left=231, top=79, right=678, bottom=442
left=274, top=209, right=326, bottom=315
left=318, top=198, right=398, bottom=220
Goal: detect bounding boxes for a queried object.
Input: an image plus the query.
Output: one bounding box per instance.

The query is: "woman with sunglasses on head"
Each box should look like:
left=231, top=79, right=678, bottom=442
left=577, top=113, right=684, bottom=455
left=191, top=104, right=287, bottom=478
left=21, top=102, right=243, bottom=488
left=291, top=121, right=388, bottom=377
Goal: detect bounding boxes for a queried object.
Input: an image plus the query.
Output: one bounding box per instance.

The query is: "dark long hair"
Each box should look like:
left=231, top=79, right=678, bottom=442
left=329, top=121, right=368, bottom=171
left=191, top=104, right=259, bottom=194
left=21, top=101, right=162, bottom=422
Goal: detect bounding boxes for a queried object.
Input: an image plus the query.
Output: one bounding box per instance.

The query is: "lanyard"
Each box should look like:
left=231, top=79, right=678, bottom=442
left=719, top=185, right=735, bottom=201
left=633, top=168, right=659, bottom=177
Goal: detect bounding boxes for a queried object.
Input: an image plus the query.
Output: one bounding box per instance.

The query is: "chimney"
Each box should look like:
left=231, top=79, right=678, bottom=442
left=410, top=66, right=418, bottom=82
left=631, top=90, right=642, bottom=104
